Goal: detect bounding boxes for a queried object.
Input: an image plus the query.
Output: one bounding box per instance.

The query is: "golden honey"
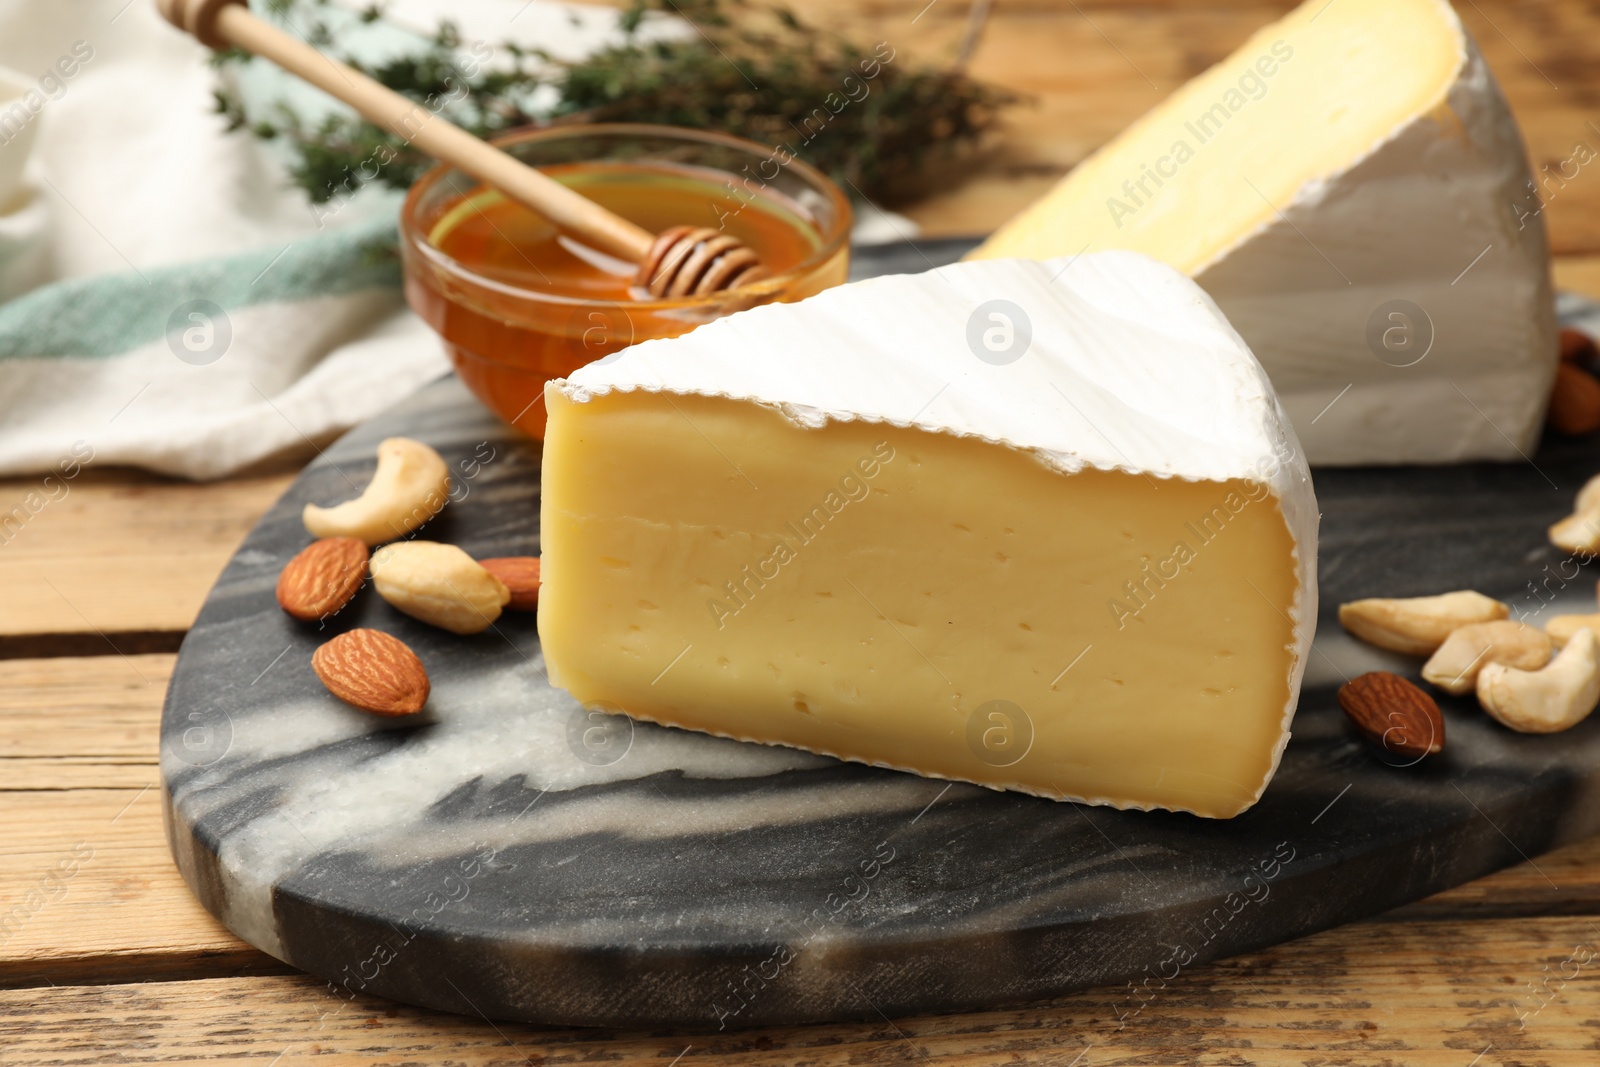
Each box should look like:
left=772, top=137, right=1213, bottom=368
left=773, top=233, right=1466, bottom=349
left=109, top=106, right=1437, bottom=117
left=400, top=126, right=852, bottom=437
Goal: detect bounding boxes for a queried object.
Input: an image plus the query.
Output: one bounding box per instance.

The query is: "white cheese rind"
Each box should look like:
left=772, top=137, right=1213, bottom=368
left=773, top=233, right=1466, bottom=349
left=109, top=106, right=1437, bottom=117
left=1197, top=30, right=1556, bottom=465
left=554, top=252, right=1319, bottom=813
left=968, top=0, right=1556, bottom=467
left=563, top=254, right=1306, bottom=484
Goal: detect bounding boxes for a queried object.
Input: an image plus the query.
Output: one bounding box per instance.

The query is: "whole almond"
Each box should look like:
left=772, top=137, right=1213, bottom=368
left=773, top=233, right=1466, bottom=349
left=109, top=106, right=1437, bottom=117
left=312, top=629, right=429, bottom=716
left=276, top=538, right=369, bottom=621
left=1337, top=671, right=1444, bottom=759
left=479, top=557, right=540, bottom=611
left=1548, top=362, right=1600, bottom=436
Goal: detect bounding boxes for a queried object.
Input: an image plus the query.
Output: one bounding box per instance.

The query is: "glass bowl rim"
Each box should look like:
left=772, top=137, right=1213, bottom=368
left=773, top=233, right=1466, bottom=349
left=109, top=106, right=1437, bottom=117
left=398, top=122, right=854, bottom=312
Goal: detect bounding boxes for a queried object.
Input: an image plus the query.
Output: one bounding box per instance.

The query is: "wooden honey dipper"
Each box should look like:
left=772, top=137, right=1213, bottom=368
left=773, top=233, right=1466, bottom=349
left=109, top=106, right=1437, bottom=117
left=155, top=0, right=769, bottom=297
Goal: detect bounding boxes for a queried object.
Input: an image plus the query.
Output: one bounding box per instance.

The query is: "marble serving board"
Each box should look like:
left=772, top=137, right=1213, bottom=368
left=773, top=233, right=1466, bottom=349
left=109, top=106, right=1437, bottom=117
left=163, top=242, right=1600, bottom=1028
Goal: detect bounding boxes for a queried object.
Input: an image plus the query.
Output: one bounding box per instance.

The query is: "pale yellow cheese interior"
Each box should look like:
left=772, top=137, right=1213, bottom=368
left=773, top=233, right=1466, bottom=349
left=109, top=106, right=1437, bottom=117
left=970, top=0, right=1463, bottom=272
left=539, top=390, right=1301, bottom=818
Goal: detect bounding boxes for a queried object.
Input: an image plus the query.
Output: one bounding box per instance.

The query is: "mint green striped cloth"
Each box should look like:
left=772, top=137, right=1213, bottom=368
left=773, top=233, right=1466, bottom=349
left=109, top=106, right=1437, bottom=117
left=0, top=212, right=446, bottom=480
left=0, top=215, right=402, bottom=361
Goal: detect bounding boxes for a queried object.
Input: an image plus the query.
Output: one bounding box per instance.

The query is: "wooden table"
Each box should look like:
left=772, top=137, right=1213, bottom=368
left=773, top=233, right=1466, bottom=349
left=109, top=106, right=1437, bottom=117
left=6, top=2, right=1600, bottom=1062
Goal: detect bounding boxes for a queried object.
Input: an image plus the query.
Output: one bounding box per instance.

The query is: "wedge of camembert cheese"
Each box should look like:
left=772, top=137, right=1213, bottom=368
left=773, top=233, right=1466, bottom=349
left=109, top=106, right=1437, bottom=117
left=969, top=0, right=1556, bottom=467
left=539, top=253, right=1317, bottom=818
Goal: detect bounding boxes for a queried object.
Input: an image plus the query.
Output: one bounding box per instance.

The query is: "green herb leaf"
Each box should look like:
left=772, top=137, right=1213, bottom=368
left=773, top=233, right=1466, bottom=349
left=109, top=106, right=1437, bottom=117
left=214, top=0, right=1017, bottom=210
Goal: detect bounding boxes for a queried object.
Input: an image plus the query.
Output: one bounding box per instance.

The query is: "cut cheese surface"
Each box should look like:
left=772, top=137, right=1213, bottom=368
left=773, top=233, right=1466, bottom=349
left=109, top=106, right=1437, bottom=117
left=969, top=0, right=1555, bottom=467
left=977, top=0, right=1460, bottom=274
left=540, top=253, right=1318, bottom=818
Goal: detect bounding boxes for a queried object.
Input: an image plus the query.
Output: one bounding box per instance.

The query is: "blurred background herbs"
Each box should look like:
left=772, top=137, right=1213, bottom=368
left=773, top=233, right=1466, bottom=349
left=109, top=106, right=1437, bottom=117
left=211, top=0, right=1019, bottom=209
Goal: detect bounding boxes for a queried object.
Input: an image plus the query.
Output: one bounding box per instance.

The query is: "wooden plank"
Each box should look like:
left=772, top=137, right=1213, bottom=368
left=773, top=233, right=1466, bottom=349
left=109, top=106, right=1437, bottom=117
left=0, top=471, right=294, bottom=652
left=2, top=757, right=157, bottom=792
left=0, top=654, right=167, bottom=789
left=789, top=0, right=1600, bottom=254
left=0, top=783, right=266, bottom=988
left=0, top=655, right=282, bottom=982
left=0, top=654, right=168, bottom=760
left=821, top=0, right=1282, bottom=232
left=1554, top=254, right=1600, bottom=303
left=0, top=657, right=231, bottom=981
left=4, top=914, right=1600, bottom=1064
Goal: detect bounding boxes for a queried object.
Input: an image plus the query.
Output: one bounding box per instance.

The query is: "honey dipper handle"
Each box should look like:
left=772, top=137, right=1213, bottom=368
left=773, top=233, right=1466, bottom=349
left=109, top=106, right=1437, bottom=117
left=157, top=0, right=655, bottom=263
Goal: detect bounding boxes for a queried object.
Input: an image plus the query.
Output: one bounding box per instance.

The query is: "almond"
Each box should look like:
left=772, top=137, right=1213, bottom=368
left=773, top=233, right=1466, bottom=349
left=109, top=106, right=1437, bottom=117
left=312, top=629, right=429, bottom=716
left=276, top=538, right=369, bottom=621
left=479, top=556, right=540, bottom=611
left=1337, top=671, right=1444, bottom=759
left=1547, top=362, right=1600, bottom=436
left=1560, top=327, right=1596, bottom=364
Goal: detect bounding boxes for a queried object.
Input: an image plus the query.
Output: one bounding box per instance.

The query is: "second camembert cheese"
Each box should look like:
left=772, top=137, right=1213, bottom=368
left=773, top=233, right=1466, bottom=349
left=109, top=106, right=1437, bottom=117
left=970, top=0, right=1557, bottom=467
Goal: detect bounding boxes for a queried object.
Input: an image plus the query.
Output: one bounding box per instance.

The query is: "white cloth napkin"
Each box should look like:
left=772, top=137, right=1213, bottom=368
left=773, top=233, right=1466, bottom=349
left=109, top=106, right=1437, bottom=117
left=0, top=0, right=636, bottom=480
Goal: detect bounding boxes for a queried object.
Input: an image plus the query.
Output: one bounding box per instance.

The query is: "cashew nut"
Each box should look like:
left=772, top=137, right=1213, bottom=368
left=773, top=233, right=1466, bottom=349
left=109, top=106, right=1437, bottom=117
left=1549, top=474, right=1600, bottom=553
left=304, top=437, right=450, bottom=546
left=1338, top=591, right=1508, bottom=656
left=1421, top=620, right=1552, bottom=695
left=370, top=541, right=510, bottom=634
left=1550, top=513, right=1600, bottom=554
left=1577, top=473, right=1600, bottom=514
left=1545, top=612, right=1600, bottom=648
left=1477, top=627, right=1600, bottom=734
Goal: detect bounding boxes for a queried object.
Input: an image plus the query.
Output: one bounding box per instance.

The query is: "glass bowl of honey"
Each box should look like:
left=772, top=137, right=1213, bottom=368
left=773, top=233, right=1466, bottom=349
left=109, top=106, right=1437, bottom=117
left=399, top=124, right=853, bottom=436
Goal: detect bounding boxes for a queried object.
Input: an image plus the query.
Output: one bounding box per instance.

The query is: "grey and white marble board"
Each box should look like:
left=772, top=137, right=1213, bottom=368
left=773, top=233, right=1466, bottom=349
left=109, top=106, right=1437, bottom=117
left=162, top=240, right=1600, bottom=1028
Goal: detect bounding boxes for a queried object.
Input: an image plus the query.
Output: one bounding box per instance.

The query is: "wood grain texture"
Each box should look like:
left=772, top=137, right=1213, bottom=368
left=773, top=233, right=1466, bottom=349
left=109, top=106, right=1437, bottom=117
left=0, top=785, right=271, bottom=987
left=0, top=471, right=294, bottom=649
left=0, top=654, right=168, bottom=767
left=782, top=0, right=1600, bottom=253
left=1554, top=254, right=1600, bottom=303
left=0, top=655, right=262, bottom=987
left=4, top=915, right=1600, bottom=1064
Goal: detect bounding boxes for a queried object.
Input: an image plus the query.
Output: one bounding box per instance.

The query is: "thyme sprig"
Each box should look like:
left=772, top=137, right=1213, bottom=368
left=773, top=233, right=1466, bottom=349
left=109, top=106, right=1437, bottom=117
left=211, top=0, right=1017, bottom=207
